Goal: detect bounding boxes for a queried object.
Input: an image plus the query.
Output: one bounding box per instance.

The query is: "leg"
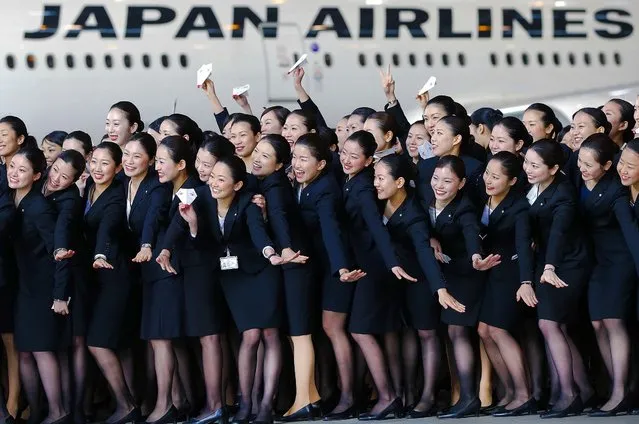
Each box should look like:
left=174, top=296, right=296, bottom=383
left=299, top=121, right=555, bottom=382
left=147, top=340, right=175, bottom=422
left=561, top=325, right=594, bottom=402
left=520, top=320, right=545, bottom=401
left=447, top=326, right=476, bottom=404
left=321, top=311, right=353, bottom=414
left=234, top=330, right=262, bottom=421
left=401, top=329, right=418, bottom=408
left=413, top=329, right=440, bottom=412
left=198, top=335, right=223, bottom=417
left=286, top=335, right=317, bottom=414
left=118, top=348, right=136, bottom=402
left=72, top=337, right=88, bottom=423
left=599, top=319, right=630, bottom=411
left=58, top=350, right=72, bottom=415
left=251, top=342, right=264, bottom=415
left=256, top=329, right=281, bottom=422
left=478, top=341, right=493, bottom=407
left=88, top=346, right=136, bottom=423
left=173, top=342, right=192, bottom=410
left=444, top=339, right=460, bottom=406
left=351, top=333, right=395, bottom=414
left=383, top=332, right=402, bottom=400
left=33, top=352, right=68, bottom=423
left=2, top=334, right=21, bottom=418
left=537, top=320, right=577, bottom=410
left=478, top=323, right=513, bottom=406
left=19, top=352, right=42, bottom=420
left=591, top=321, right=613, bottom=379
left=141, top=343, right=156, bottom=417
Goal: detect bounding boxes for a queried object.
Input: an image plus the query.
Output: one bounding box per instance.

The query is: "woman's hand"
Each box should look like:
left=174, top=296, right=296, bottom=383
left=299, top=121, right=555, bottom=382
left=52, top=300, right=70, bottom=316
left=416, top=92, right=430, bottom=111
left=54, top=248, right=76, bottom=261
left=516, top=284, right=538, bottom=308
left=178, top=203, right=197, bottom=226
left=201, top=79, right=217, bottom=99
left=391, top=266, right=417, bottom=282
left=540, top=268, right=568, bottom=288
left=339, top=269, right=367, bottom=283
left=232, top=93, right=253, bottom=115
left=379, top=65, right=396, bottom=102
left=437, top=288, right=466, bottom=313
left=430, top=238, right=445, bottom=263
left=293, top=67, right=305, bottom=88
left=252, top=194, right=267, bottom=220
left=156, top=249, right=177, bottom=274
left=132, top=247, right=153, bottom=263
left=92, top=258, right=113, bottom=269
left=472, top=254, right=501, bottom=271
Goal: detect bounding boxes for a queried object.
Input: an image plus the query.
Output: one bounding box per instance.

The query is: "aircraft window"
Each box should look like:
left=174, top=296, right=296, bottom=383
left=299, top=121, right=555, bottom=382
left=161, top=54, right=170, bottom=68
left=105, top=54, right=113, bottom=68
left=293, top=53, right=299, bottom=63
left=599, top=52, right=606, bottom=66
left=537, top=53, right=545, bottom=66
left=568, top=53, right=575, bottom=66
left=442, top=53, right=449, bottom=67
left=142, top=54, right=151, bottom=68
left=66, top=54, right=75, bottom=69
left=613, top=52, right=621, bottom=66
left=375, top=54, right=383, bottom=67
left=392, top=54, right=400, bottom=67
left=584, top=52, right=591, bottom=66
left=6, top=55, right=15, bottom=69
left=123, top=54, right=132, bottom=69
left=324, top=53, right=332, bottom=67
left=26, top=54, right=36, bottom=69
left=85, top=54, right=94, bottom=69
left=489, top=53, right=497, bottom=66
left=358, top=53, right=366, bottom=67
left=552, top=53, right=560, bottom=66
left=46, top=54, right=55, bottom=69
left=426, top=53, right=433, bottom=66
left=458, top=53, right=466, bottom=67
left=409, top=53, right=416, bottom=67
left=179, top=54, right=188, bottom=68
left=522, top=53, right=529, bottom=66
left=505, top=53, right=513, bottom=66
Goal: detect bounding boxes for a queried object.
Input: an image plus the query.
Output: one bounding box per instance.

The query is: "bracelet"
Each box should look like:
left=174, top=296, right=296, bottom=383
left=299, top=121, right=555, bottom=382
left=141, top=243, right=152, bottom=249
left=94, top=254, right=107, bottom=261
left=266, top=252, right=277, bottom=260
left=521, top=281, right=533, bottom=285
left=544, top=266, right=555, bottom=272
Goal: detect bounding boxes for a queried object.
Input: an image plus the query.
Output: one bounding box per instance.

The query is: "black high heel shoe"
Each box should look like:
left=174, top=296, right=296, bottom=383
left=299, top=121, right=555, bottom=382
left=589, top=397, right=631, bottom=417
left=110, top=408, right=141, bottom=424
left=357, top=398, right=402, bottom=421
left=275, top=405, right=314, bottom=422
left=145, top=406, right=177, bottom=424
left=190, top=407, right=228, bottom=424
left=438, top=397, right=481, bottom=419
left=322, top=405, right=356, bottom=421
left=407, top=405, right=437, bottom=419
left=492, top=398, right=538, bottom=417
left=540, top=396, right=583, bottom=419
left=0, top=416, right=15, bottom=424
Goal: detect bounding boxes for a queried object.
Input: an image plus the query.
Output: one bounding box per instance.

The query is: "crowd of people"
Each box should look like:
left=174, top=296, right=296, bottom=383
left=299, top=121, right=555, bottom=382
left=1, top=66, right=639, bottom=424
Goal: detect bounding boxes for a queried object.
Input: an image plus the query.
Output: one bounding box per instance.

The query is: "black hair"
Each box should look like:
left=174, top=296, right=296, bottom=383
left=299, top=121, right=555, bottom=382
left=625, top=139, right=639, bottom=156
left=489, top=151, right=522, bottom=180
left=215, top=155, right=248, bottom=186
left=55, top=150, right=86, bottom=181
left=43, top=131, right=68, bottom=147
left=93, top=141, right=123, bottom=166
left=0, top=116, right=38, bottom=150
left=557, top=125, right=571, bottom=143
left=340, top=114, right=351, bottom=122
left=454, top=102, right=472, bottom=127
left=14, top=147, right=47, bottom=177
left=350, top=107, right=376, bottom=124
left=231, top=113, right=261, bottom=135
left=471, top=108, right=504, bottom=131
left=438, top=116, right=471, bottom=152
left=149, top=116, right=167, bottom=133
left=287, top=109, right=318, bottom=133
left=65, top=131, right=93, bottom=157
left=580, top=133, right=619, bottom=166
left=526, top=103, right=563, bottom=140
left=318, top=126, right=338, bottom=149
left=164, top=113, right=204, bottom=151
left=607, top=98, right=636, bottom=143
left=261, top=106, right=290, bottom=127
left=127, top=132, right=157, bottom=159
left=573, top=107, right=612, bottom=134
left=377, top=154, right=417, bottom=191
left=200, top=133, right=236, bottom=160
left=295, top=133, right=331, bottom=163
left=366, top=112, right=398, bottom=140
left=261, top=134, right=291, bottom=165
left=159, top=136, right=195, bottom=175
left=435, top=154, right=466, bottom=180
left=109, top=101, right=144, bottom=132
left=223, top=113, right=240, bottom=131
left=344, top=130, right=377, bottom=158
left=527, top=139, right=565, bottom=169
left=426, top=95, right=456, bottom=116
left=494, top=117, right=533, bottom=148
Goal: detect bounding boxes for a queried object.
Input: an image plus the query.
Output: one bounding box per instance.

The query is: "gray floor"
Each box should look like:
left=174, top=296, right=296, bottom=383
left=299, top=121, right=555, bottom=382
left=309, top=416, right=639, bottom=423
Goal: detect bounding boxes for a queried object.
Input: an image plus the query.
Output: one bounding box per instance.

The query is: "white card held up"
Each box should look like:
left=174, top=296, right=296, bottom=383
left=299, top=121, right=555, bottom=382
left=176, top=188, right=197, bottom=205
left=418, top=76, right=437, bottom=96
left=232, top=84, right=250, bottom=97
left=196, top=63, right=213, bottom=88
left=288, top=54, right=308, bottom=74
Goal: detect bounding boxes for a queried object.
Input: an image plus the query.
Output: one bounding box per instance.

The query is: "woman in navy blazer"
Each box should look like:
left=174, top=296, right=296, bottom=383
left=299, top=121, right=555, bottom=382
left=291, top=134, right=365, bottom=419
left=374, top=154, right=465, bottom=418
left=177, top=155, right=302, bottom=424
left=0, top=186, right=14, bottom=424
left=43, top=150, right=91, bottom=424
left=8, top=148, right=71, bottom=424
left=249, top=135, right=323, bottom=419
left=521, top=140, right=593, bottom=418
left=574, top=134, right=636, bottom=416
left=476, top=152, right=536, bottom=417
left=83, top=142, right=139, bottom=424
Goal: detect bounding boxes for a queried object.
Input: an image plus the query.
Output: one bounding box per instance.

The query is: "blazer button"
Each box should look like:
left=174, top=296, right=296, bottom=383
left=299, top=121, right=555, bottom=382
left=598, top=193, right=602, bottom=197
left=540, top=203, right=544, bottom=206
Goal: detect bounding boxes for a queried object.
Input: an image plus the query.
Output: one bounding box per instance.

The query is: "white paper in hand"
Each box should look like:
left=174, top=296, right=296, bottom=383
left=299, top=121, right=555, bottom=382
left=418, top=76, right=437, bottom=96
left=176, top=188, right=198, bottom=205
left=288, top=54, right=308, bottom=74
left=232, top=84, right=250, bottom=97
left=196, top=63, right=213, bottom=88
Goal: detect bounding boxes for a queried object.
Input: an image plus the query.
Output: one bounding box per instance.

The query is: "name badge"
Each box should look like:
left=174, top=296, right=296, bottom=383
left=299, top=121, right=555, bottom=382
left=220, top=249, right=239, bottom=271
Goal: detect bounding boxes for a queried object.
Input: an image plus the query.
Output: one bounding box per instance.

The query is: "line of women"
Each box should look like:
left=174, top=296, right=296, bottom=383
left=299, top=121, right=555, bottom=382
left=0, top=71, right=638, bottom=424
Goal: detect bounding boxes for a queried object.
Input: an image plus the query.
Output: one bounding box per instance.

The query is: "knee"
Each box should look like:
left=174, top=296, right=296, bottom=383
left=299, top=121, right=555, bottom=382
left=418, top=329, right=437, bottom=344
left=261, top=328, right=280, bottom=345
left=537, top=319, right=557, bottom=337
left=200, top=334, right=220, bottom=350
left=18, top=351, right=31, bottom=362
left=448, top=325, right=466, bottom=342
left=241, top=329, right=262, bottom=347
left=322, top=320, right=342, bottom=339
left=591, top=320, right=604, bottom=333
left=477, top=323, right=491, bottom=341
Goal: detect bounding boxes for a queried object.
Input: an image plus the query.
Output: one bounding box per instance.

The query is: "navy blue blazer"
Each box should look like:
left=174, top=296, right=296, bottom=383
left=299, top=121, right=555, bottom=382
left=193, top=189, right=273, bottom=275
left=0, top=188, right=16, bottom=288
left=527, top=173, right=588, bottom=269
left=14, top=187, right=66, bottom=299
left=343, top=168, right=399, bottom=271
left=297, top=171, right=351, bottom=276
left=125, top=170, right=171, bottom=251
left=384, top=196, right=445, bottom=294
left=46, top=185, right=84, bottom=254
left=480, top=190, right=534, bottom=284
left=298, top=97, right=328, bottom=130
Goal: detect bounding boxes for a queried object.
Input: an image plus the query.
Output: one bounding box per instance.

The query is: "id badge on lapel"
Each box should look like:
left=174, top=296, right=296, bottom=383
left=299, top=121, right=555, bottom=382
left=220, top=248, right=239, bottom=271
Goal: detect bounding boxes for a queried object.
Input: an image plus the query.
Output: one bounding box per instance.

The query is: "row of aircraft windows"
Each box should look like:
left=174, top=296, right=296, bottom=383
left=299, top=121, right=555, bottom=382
left=4, top=54, right=190, bottom=70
